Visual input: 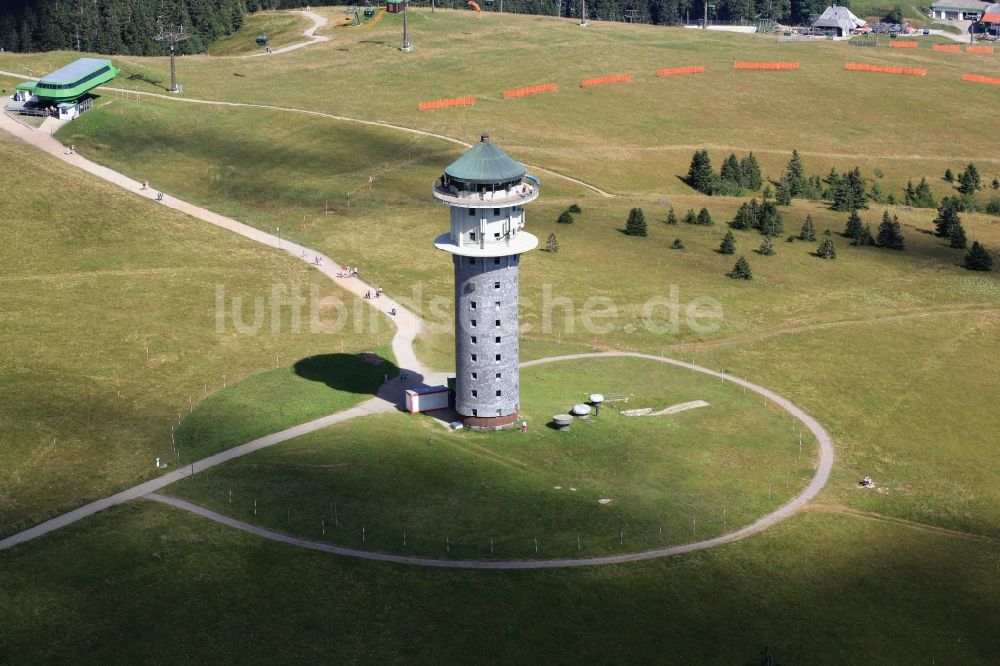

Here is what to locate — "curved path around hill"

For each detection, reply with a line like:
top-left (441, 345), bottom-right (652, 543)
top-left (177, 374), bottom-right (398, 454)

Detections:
top-left (0, 111), bottom-right (833, 567)
top-left (0, 110), bottom-right (442, 553)
top-left (239, 10), bottom-right (330, 58)
top-left (146, 350), bottom-right (834, 569)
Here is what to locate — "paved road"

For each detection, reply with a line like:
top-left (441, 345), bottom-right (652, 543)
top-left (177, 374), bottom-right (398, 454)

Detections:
top-left (147, 351), bottom-right (834, 569)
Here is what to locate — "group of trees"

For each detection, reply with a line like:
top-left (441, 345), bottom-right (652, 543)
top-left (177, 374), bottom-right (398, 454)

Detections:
top-left (730, 198), bottom-right (783, 237)
top-left (904, 178), bottom-right (936, 209)
top-left (0, 0), bottom-right (855, 54)
top-left (686, 150), bottom-right (762, 197)
top-left (0, 0), bottom-right (246, 55)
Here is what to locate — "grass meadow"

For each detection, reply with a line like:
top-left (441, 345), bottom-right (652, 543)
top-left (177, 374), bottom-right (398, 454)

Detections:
top-left (208, 11), bottom-right (313, 56)
top-left (166, 356), bottom-right (816, 558)
top-left (1, 10), bottom-right (999, 663)
top-left (0, 131), bottom-right (389, 537)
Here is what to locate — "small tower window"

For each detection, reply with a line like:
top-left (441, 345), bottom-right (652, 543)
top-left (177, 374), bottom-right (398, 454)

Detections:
top-left (469, 231), bottom-right (476, 241)
top-left (471, 353), bottom-right (477, 361)
top-left (495, 372), bottom-right (501, 379)
top-left (493, 208), bottom-right (500, 215)
top-left (495, 319), bottom-right (501, 327)
top-left (470, 301), bottom-right (477, 310)
top-left (471, 336), bottom-right (477, 344)
top-left (468, 257), bottom-right (475, 265)
top-left (494, 281), bottom-right (500, 289)
top-left (495, 301), bottom-right (501, 310)
top-left (468, 208), bottom-right (475, 216)
top-left (494, 257), bottom-right (501, 265)
top-left (494, 232), bottom-right (501, 240)
top-left (496, 390), bottom-right (502, 397)
top-left (471, 319), bottom-right (477, 327)
top-left (472, 390), bottom-right (478, 397)
top-left (495, 336), bottom-right (501, 343)
top-left (471, 372), bottom-right (478, 379)
top-left (472, 409), bottom-right (478, 417)
top-left (495, 354), bottom-right (501, 361)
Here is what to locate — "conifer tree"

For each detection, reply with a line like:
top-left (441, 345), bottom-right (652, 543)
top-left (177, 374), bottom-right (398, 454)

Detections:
top-left (731, 200), bottom-right (758, 230)
top-left (684, 209), bottom-right (698, 225)
top-left (721, 154), bottom-right (741, 184)
top-left (816, 236), bottom-right (837, 259)
top-left (904, 180), bottom-right (916, 206)
top-left (758, 237), bottom-right (776, 256)
top-left (992, 178), bottom-right (999, 191)
top-left (876, 211), bottom-right (905, 250)
top-left (832, 168), bottom-right (868, 211)
top-left (914, 177), bottom-right (936, 208)
top-left (800, 215), bottom-right (816, 241)
top-left (546, 232), bottom-right (559, 253)
top-left (719, 231), bottom-right (736, 254)
top-left (697, 207), bottom-right (713, 226)
top-left (775, 177), bottom-right (792, 206)
top-left (944, 168), bottom-right (954, 182)
top-left (934, 197), bottom-right (961, 237)
top-left (739, 152), bottom-right (763, 191)
top-left (686, 149), bottom-right (714, 194)
top-left (948, 220), bottom-right (967, 249)
top-left (844, 209), bottom-right (864, 239)
top-left (671, 238), bottom-right (685, 249)
top-left (758, 201), bottom-right (784, 237)
top-left (959, 163), bottom-right (981, 193)
top-left (568, 203), bottom-right (582, 214)
top-left (870, 181), bottom-right (884, 204)
top-left (785, 149), bottom-right (807, 197)
top-left (964, 241), bottom-right (994, 271)
top-left (625, 207), bottom-right (648, 236)
top-left (666, 207), bottom-right (678, 225)
top-left (762, 184), bottom-right (774, 200)
top-left (729, 256), bottom-right (753, 280)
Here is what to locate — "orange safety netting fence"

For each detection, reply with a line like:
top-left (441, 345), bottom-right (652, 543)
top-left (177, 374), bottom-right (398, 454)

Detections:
top-left (733, 61), bottom-right (799, 70)
top-left (967, 45), bottom-right (994, 54)
top-left (419, 96), bottom-right (476, 110)
top-left (933, 44), bottom-right (960, 52)
top-left (962, 73), bottom-right (1000, 85)
top-left (503, 83), bottom-right (558, 99)
top-left (581, 74), bottom-right (632, 87)
top-left (889, 40), bottom-right (918, 48)
top-left (656, 65), bottom-right (705, 77)
top-left (845, 63), bottom-right (927, 76)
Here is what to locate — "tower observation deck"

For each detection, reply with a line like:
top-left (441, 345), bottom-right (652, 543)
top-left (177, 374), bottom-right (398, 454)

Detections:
top-left (433, 134), bottom-right (539, 430)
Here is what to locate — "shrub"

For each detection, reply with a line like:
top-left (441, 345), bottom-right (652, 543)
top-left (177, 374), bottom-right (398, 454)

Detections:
top-left (557, 210), bottom-right (574, 224)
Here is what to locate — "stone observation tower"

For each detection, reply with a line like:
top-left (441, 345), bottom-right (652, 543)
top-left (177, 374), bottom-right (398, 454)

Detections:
top-left (433, 134), bottom-right (539, 430)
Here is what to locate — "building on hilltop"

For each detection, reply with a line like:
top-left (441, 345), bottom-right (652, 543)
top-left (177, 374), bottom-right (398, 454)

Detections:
top-left (981, 2), bottom-right (1000, 25)
top-left (7, 57), bottom-right (117, 120)
top-left (812, 5), bottom-right (866, 37)
top-left (930, 0), bottom-right (989, 20)
top-left (432, 134), bottom-right (539, 431)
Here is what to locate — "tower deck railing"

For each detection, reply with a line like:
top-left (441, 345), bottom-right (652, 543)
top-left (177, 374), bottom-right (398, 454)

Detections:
top-left (432, 183), bottom-right (538, 208)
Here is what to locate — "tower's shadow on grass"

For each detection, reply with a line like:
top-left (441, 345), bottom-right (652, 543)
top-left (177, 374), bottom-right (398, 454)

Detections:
top-left (292, 353), bottom-right (399, 397)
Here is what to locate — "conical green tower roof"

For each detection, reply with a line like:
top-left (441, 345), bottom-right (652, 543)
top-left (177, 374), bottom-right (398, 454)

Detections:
top-left (444, 134), bottom-right (526, 185)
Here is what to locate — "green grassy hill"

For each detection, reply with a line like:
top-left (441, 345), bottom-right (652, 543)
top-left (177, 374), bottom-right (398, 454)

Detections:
top-left (0, 9), bottom-right (998, 663)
